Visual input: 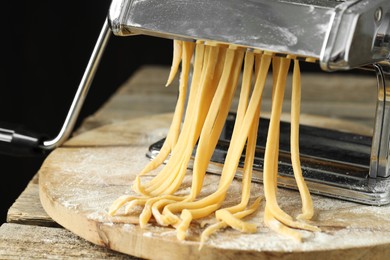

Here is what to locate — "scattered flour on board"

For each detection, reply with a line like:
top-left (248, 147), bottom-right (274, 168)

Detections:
top-left (47, 141), bottom-right (390, 253)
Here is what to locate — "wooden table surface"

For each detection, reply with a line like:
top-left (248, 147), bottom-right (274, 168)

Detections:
top-left (0, 66), bottom-right (381, 259)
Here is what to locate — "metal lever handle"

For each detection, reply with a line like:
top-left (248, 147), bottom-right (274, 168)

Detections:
top-left (41, 19), bottom-right (111, 150)
top-left (0, 18), bottom-right (111, 155)
top-left (0, 124), bottom-right (44, 156)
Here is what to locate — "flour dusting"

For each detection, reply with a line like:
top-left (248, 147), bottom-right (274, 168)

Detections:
top-left (41, 119), bottom-right (390, 255)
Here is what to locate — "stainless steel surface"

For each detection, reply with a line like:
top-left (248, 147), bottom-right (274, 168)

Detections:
top-left (106, 0), bottom-right (390, 204)
top-left (109, 0), bottom-right (336, 60)
top-left (370, 64), bottom-right (390, 178)
top-left (41, 19), bottom-right (111, 150)
top-left (322, 0), bottom-right (390, 70)
top-left (108, 0), bottom-right (390, 70)
top-left (147, 118), bottom-right (390, 206)
top-left (0, 129), bottom-right (13, 143)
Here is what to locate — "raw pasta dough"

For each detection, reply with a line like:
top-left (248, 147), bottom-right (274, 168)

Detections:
top-left (108, 40), bottom-right (319, 246)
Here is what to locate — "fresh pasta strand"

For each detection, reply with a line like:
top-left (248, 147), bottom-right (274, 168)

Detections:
top-left (144, 44), bottom-right (223, 196)
top-left (110, 41), bottom-right (199, 214)
top-left (108, 195), bottom-right (140, 216)
top-left (132, 44), bottom-right (230, 227)
top-left (199, 197), bottom-right (262, 250)
top-left (166, 46), bottom-right (247, 238)
top-left (197, 52), bottom-right (264, 244)
top-left (147, 46), bottom-right (223, 196)
top-left (188, 45), bottom-right (245, 199)
top-left (150, 46), bottom-right (243, 220)
top-left (165, 52), bottom-right (270, 240)
top-left (264, 206), bottom-right (302, 242)
top-left (263, 58), bottom-right (319, 239)
top-left (139, 195), bottom-right (184, 228)
top-left (291, 59), bottom-right (314, 220)
top-left (135, 41), bottom-right (194, 179)
top-left (165, 40), bottom-right (183, 87)
top-left (134, 42), bottom-right (210, 195)
top-left (125, 43), bottom-right (233, 227)
top-left (109, 40), bottom-right (320, 246)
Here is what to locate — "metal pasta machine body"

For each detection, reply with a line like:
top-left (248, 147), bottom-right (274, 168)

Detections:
top-left (1, 0), bottom-right (389, 205)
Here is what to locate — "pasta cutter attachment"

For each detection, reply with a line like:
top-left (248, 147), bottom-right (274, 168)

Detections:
top-left (106, 0), bottom-right (390, 205)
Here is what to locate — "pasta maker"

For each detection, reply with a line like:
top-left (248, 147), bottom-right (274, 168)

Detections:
top-left (1, 0), bottom-right (389, 205)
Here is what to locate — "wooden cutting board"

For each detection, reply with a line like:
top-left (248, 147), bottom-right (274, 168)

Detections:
top-left (39, 113), bottom-right (390, 260)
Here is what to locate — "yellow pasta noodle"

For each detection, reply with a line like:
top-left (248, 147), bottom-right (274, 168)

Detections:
top-left (291, 59), bottom-right (314, 221)
top-left (108, 40), bottom-right (320, 246)
top-left (165, 40), bottom-right (183, 87)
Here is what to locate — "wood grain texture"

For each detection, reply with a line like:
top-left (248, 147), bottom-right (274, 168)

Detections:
top-left (0, 223), bottom-right (135, 259)
top-left (39, 113), bottom-right (390, 260)
top-left (74, 66), bottom-right (180, 135)
top-left (5, 66), bottom-right (383, 259)
top-left (6, 174), bottom-right (59, 227)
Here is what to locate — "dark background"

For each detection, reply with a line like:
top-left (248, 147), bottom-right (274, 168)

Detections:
top-left (1, 1), bottom-right (363, 225)
top-left (0, 1), bottom-right (174, 224)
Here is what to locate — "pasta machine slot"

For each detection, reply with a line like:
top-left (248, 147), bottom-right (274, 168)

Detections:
top-left (147, 110), bottom-right (390, 206)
